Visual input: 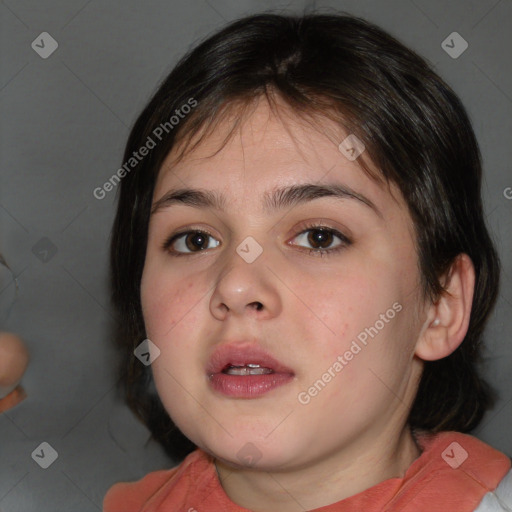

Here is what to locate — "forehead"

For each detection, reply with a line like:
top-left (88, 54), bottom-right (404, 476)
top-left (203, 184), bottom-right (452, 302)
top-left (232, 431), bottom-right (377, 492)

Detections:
top-left (154, 98), bottom-right (406, 219)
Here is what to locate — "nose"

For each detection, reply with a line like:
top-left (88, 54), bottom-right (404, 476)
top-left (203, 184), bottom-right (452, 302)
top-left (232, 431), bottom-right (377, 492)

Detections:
top-left (209, 248), bottom-right (281, 321)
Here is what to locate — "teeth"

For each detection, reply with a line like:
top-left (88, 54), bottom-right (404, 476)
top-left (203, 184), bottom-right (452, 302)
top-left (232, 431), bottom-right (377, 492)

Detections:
top-left (224, 364), bottom-right (274, 376)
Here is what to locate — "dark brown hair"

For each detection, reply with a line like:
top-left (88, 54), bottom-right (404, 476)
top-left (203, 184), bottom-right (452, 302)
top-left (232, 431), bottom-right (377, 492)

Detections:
top-left (109, 11), bottom-right (500, 460)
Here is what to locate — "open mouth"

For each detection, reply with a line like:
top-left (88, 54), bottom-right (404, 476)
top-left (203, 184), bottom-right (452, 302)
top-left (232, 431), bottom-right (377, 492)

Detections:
top-left (222, 363), bottom-right (274, 376)
top-left (206, 344), bottom-right (295, 398)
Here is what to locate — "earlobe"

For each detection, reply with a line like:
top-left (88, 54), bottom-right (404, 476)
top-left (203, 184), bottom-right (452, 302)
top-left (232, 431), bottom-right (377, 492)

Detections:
top-left (415, 254), bottom-right (475, 361)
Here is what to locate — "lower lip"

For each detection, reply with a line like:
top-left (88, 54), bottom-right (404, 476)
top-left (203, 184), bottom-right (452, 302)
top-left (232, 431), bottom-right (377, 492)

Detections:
top-left (208, 372), bottom-right (294, 398)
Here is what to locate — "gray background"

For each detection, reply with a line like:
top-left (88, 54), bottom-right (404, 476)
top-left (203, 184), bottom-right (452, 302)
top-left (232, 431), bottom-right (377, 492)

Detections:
top-left (0, 0), bottom-right (511, 511)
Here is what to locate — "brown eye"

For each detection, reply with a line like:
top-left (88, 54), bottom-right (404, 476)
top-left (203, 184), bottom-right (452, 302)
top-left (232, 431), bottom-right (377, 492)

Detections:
top-left (290, 225), bottom-right (351, 257)
top-left (306, 229), bottom-right (335, 249)
top-left (163, 230), bottom-right (220, 255)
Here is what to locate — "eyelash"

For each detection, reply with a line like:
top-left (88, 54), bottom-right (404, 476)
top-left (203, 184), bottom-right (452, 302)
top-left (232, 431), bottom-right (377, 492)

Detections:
top-left (162, 222), bottom-right (352, 258)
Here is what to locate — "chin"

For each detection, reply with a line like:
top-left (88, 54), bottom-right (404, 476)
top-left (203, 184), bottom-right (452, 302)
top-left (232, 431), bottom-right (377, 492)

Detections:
top-left (194, 431), bottom-right (305, 471)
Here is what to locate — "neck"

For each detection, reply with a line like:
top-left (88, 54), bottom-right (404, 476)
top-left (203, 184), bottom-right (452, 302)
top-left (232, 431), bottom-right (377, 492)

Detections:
top-left (214, 426), bottom-right (421, 512)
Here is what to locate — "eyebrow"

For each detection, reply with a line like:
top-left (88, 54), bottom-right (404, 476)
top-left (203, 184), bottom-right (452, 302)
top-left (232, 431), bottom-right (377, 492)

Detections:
top-left (150, 183), bottom-right (382, 218)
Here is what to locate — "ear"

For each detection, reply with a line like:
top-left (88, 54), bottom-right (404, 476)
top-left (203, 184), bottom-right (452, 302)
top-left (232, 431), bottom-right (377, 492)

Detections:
top-left (415, 253), bottom-right (475, 361)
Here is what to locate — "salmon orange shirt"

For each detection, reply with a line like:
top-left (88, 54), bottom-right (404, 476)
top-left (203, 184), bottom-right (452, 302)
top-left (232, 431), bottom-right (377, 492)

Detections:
top-left (103, 431), bottom-right (511, 511)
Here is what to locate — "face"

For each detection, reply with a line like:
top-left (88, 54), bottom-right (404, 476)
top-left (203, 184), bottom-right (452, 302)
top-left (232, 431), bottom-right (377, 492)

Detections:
top-left (140, 98), bottom-right (427, 472)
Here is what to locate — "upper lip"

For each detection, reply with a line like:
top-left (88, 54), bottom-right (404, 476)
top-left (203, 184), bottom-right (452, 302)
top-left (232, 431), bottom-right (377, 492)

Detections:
top-left (206, 343), bottom-right (295, 376)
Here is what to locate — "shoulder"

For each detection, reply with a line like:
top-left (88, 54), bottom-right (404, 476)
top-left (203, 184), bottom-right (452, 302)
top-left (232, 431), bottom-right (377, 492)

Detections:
top-left (103, 449), bottom-right (209, 512)
top-left (387, 431), bottom-right (511, 511)
top-left (416, 430), bottom-right (510, 483)
top-left (415, 431), bottom-right (511, 489)
top-left (473, 469), bottom-right (512, 512)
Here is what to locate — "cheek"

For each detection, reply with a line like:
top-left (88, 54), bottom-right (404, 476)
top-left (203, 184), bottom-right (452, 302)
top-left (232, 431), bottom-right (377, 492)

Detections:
top-left (309, 271), bottom-right (411, 379)
top-left (140, 268), bottom-right (205, 405)
top-left (140, 264), bottom-right (203, 341)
